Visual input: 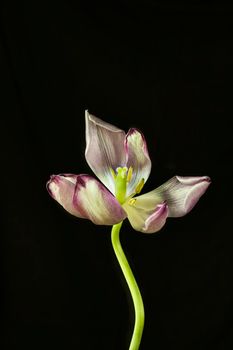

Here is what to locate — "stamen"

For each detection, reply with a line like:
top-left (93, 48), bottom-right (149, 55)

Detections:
top-left (129, 198), bottom-right (136, 205)
top-left (110, 168), bottom-right (116, 179)
top-left (127, 166), bottom-right (133, 182)
top-left (135, 178), bottom-right (145, 194)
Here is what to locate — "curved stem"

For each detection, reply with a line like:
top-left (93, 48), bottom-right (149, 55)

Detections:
top-left (111, 222), bottom-right (145, 350)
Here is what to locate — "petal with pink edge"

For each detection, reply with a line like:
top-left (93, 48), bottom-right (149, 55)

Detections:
top-left (123, 201), bottom-right (168, 234)
top-left (133, 176), bottom-right (211, 217)
top-left (47, 174), bottom-right (126, 225)
top-left (125, 128), bottom-right (151, 196)
top-left (85, 110), bottom-right (126, 194)
top-left (47, 174), bottom-right (86, 218)
top-left (72, 175), bottom-right (127, 225)
top-left (143, 203), bottom-right (168, 233)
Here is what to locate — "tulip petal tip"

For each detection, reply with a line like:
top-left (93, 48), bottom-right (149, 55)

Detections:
top-left (170, 175), bottom-right (211, 216)
top-left (143, 202), bottom-right (168, 234)
top-left (46, 175), bottom-right (59, 199)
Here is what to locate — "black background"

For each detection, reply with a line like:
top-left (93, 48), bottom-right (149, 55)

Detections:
top-left (1, 1), bottom-right (233, 349)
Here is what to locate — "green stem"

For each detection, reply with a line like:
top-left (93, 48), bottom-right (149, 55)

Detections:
top-left (111, 222), bottom-right (145, 350)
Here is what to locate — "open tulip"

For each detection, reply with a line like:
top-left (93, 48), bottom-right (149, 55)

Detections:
top-left (47, 111), bottom-right (210, 233)
top-left (47, 111), bottom-right (210, 350)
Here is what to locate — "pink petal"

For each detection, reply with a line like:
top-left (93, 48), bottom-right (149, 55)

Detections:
top-left (47, 174), bottom-right (127, 225)
top-left (125, 128), bottom-right (152, 196)
top-left (85, 111), bottom-right (126, 194)
top-left (134, 175), bottom-right (211, 218)
top-left (143, 203), bottom-right (168, 233)
top-left (47, 174), bottom-right (85, 217)
top-left (166, 176), bottom-right (211, 217)
top-left (122, 200), bottom-right (168, 234)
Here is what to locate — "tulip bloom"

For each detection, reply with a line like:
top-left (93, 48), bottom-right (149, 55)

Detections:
top-left (47, 111), bottom-right (210, 233)
top-left (47, 111), bottom-right (210, 350)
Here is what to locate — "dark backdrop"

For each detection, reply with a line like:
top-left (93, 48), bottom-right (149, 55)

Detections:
top-left (1, 1), bottom-right (232, 349)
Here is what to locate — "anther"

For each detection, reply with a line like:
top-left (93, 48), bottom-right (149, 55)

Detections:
top-left (127, 166), bottom-right (133, 182)
top-left (110, 168), bottom-right (116, 179)
top-left (129, 198), bottom-right (136, 205)
top-left (135, 178), bottom-right (145, 194)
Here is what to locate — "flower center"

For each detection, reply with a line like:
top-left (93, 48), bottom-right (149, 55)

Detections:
top-left (110, 166), bottom-right (144, 204)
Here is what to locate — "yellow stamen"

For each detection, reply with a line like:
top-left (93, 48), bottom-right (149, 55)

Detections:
top-left (128, 198), bottom-right (136, 205)
top-left (127, 166), bottom-right (133, 182)
top-left (110, 167), bottom-right (116, 179)
top-left (135, 178), bottom-right (145, 194)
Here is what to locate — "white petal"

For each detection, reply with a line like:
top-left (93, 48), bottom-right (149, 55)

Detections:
top-left (73, 175), bottom-right (127, 225)
top-left (85, 110), bottom-right (126, 193)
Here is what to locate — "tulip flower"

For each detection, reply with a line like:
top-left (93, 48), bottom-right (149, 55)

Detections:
top-left (47, 111), bottom-right (210, 233)
top-left (47, 111), bottom-right (210, 350)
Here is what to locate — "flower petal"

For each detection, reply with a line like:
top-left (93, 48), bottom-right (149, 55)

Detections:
top-left (123, 201), bottom-right (168, 233)
top-left (47, 174), bottom-right (85, 217)
top-left (125, 128), bottom-right (152, 196)
top-left (85, 110), bottom-right (126, 194)
top-left (133, 175), bottom-right (211, 217)
top-left (73, 175), bottom-right (127, 225)
top-left (47, 174), bottom-right (127, 225)
top-left (143, 203), bottom-right (168, 233)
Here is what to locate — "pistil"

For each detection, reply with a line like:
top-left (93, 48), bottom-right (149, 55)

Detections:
top-left (115, 167), bottom-right (128, 204)
top-left (111, 166), bottom-right (145, 205)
